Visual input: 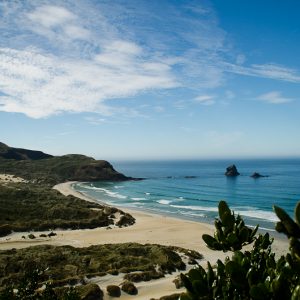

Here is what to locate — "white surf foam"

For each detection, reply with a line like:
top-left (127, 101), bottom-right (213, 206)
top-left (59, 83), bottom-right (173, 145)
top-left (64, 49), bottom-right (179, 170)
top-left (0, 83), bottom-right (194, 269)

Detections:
top-left (170, 205), bottom-right (218, 212)
top-left (131, 197), bottom-right (146, 201)
top-left (180, 211), bottom-right (205, 218)
top-left (157, 199), bottom-right (172, 205)
top-left (235, 209), bottom-right (279, 222)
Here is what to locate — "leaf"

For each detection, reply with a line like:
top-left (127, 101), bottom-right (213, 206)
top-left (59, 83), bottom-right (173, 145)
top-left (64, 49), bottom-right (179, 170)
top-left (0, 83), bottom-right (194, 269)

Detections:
top-left (274, 205), bottom-right (300, 237)
top-left (202, 234), bottom-right (220, 250)
top-left (295, 203), bottom-right (300, 226)
top-left (218, 201), bottom-right (231, 222)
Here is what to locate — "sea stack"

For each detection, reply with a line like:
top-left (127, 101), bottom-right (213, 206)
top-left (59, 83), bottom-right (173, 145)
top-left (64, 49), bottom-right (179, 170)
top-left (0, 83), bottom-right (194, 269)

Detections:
top-left (250, 172), bottom-right (266, 178)
top-left (225, 164), bottom-right (240, 177)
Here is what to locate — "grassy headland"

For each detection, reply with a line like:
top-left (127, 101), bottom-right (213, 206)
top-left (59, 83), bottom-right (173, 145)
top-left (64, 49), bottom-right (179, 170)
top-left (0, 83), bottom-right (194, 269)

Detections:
top-left (0, 142), bottom-right (138, 237)
top-left (0, 142), bottom-right (133, 184)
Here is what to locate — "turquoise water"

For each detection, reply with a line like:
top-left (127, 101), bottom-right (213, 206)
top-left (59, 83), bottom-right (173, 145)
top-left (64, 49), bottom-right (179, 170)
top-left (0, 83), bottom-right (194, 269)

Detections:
top-left (74, 159), bottom-right (300, 231)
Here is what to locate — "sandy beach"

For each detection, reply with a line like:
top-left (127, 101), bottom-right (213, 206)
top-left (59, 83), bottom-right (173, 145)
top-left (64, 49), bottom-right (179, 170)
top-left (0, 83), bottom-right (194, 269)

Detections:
top-left (0, 181), bottom-right (289, 299)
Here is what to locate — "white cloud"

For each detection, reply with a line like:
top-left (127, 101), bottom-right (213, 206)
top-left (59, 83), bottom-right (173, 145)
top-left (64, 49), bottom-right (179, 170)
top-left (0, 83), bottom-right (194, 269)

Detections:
top-left (194, 95), bottom-right (215, 105)
top-left (27, 5), bottom-right (76, 28)
top-left (0, 46), bottom-right (176, 118)
top-left (0, 2), bottom-right (179, 119)
top-left (224, 62), bottom-right (300, 83)
top-left (257, 91), bottom-right (293, 104)
top-left (0, 1), bottom-right (299, 119)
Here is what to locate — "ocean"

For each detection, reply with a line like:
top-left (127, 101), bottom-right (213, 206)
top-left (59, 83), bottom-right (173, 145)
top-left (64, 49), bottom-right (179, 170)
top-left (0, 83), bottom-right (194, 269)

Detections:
top-left (73, 159), bottom-right (300, 232)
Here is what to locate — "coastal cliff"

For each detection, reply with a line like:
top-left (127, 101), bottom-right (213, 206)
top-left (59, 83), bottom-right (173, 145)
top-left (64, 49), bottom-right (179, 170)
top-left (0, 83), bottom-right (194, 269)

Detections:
top-left (0, 142), bottom-right (131, 184)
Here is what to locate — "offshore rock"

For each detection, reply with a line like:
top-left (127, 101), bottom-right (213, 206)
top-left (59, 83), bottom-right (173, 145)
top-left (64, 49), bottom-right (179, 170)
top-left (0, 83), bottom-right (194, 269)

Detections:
top-left (225, 164), bottom-right (240, 176)
top-left (251, 172), bottom-right (267, 178)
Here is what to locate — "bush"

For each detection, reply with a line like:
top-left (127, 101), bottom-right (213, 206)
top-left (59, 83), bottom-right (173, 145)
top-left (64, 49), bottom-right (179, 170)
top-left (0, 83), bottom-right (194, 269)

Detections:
top-left (180, 200), bottom-right (300, 299)
top-left (77, 284), bottom-right (103, 300)
top-left (0, 224), bottom-right (12, 237)
top-left (106, 285), bottom-right (121, 297)
top-left (121, 281), bottom-right (138, 295)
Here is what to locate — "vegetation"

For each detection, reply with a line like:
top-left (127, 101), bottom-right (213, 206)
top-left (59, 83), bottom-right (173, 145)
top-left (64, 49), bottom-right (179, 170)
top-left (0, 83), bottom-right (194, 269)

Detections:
top-left (0, 154), bottom-right (129, 184)
top-left (180, 200), bottom-right (300, 300)
top-left (0, 182), bottom-right (135, 236)
top-left (0, 142), bottom-right (52, 161)
top-left (0, 268), bottom-right (102, 300)
top-left (0, 243), bottom-right (202, 297)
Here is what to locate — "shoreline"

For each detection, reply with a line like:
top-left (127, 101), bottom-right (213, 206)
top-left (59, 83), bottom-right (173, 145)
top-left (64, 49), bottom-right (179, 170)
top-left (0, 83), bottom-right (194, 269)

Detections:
top-left (0, 181), bottom-right (290, 299)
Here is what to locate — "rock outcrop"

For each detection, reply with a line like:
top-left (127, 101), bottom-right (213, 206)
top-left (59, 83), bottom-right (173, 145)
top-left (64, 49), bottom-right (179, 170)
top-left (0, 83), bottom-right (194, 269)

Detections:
top-left (225, 165), bottom-right (240, 177)
top-left (250, 172), bottom-right (267, 178)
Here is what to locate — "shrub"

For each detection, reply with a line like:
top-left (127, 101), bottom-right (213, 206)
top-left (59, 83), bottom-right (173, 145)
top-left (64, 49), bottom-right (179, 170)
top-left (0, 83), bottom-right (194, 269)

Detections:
top-left (180, 200), bottom-right (300, 300)
top-left (106, 285), bottom-right (121, 297)
top-left (121, 280), bottom-right (138, 295)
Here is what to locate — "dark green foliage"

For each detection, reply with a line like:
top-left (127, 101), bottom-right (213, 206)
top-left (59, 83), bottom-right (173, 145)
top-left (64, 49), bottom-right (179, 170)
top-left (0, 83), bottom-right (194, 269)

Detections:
top-left (0, 268), bottom-right (81, 299)
top-left (76, 284), bottom-right (103, 300)
top-left (202, 201), bottom-right (258, 251)
top-left (0, 243), bottom-right (201, 289)
top-left (121, 281), bottom-right (138, 295)
top-left (106, 285), bottom-right (121, 297)
top-left (0, 183), bottom-right (135, 235)
top-left (181, 200), bottom-right (300, 300)
top-left (0, 153), bottom-right (128, 184)
top-left (124, 270), bottom-right (164, 282)
top-left (0, 142), bottom-right (52, 161)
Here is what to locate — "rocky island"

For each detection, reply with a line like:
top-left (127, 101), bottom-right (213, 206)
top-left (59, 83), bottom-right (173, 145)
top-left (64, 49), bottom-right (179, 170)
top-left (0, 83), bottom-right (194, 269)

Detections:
top-left (225, 164), bottom-right (240, 177)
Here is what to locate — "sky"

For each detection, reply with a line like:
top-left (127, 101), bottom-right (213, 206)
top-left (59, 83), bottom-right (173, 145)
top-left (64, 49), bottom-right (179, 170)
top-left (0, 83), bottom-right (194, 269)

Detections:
top-left (0, 0), bottom-right (300, 160)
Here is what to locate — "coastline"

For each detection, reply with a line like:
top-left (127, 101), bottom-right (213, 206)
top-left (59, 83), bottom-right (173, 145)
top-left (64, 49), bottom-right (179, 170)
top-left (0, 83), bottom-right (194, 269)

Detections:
top-left (0, 181), bottom-right (290, 299)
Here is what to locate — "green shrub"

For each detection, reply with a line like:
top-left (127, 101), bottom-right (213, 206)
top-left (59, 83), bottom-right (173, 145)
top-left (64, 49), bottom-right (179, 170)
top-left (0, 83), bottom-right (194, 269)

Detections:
top-left (106, 285), bottom-right (121, 297)
top-left (121, 280), bottom-right (138, 295)
top-left (181, 200), bottom-right (300, 300)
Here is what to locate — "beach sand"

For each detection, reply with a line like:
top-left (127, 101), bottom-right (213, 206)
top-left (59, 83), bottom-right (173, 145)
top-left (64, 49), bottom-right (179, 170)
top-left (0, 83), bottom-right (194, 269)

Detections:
top-left (0, 181), bottom-right (289, 299)
top-left (0, 174), bottom-right (27, 184)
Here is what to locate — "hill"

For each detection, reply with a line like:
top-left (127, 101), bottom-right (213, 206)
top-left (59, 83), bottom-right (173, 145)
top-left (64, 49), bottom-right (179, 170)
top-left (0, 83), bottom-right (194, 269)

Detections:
top-left (0, 142), bottom-right (132, 184)
top-left (0, 142), bottom-right (53, 160)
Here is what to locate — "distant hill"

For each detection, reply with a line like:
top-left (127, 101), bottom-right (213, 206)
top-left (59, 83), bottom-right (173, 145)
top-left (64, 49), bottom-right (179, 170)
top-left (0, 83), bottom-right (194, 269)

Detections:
top-left (0, 142), bottom-right (53, 160)
top-left (0, 142), bottom-right (132, 184)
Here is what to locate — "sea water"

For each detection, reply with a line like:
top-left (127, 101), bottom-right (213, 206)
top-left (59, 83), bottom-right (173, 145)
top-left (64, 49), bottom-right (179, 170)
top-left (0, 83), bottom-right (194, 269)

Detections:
top-left (73, 159), bottom-right (300, 231)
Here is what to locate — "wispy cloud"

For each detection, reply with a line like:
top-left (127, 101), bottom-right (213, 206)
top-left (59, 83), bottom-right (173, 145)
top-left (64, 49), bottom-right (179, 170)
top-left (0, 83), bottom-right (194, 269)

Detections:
top-left (224, 62), bottom-right (300, 83)
top-left (194, 95), bottom-right (215, 105)
top-left (0, 0), bottom-right (299, 119)
top-left (257, 91), bottom-right (293, 104)
top-left (0, 3), bottom-right (178, 118)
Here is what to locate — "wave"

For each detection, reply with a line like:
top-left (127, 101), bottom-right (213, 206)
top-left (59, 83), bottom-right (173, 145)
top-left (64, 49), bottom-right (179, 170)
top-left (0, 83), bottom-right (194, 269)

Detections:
top-left (170, 204), bottom-right (278, 222)
top-left (180, 211), bottom-right (205, 218)
top-left (145, 192), bottom-right (151, 195)
top-left (114, 185), bottom-right (124, 189)
top-left (78, 184), bottom-right (127, 199)
top-left (157, 199), bottom-right (172, 205)
top-left (170, 205), bottom-right (218, 212)
top-left (234, 209), bottom-right (278, 222)
top-left (131, 197), bottom-right (146, 201)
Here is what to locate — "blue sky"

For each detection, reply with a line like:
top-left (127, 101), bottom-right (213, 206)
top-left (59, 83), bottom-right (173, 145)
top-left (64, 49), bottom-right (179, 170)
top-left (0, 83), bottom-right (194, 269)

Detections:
top-left (0, 0), bottom-right (300, 160)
